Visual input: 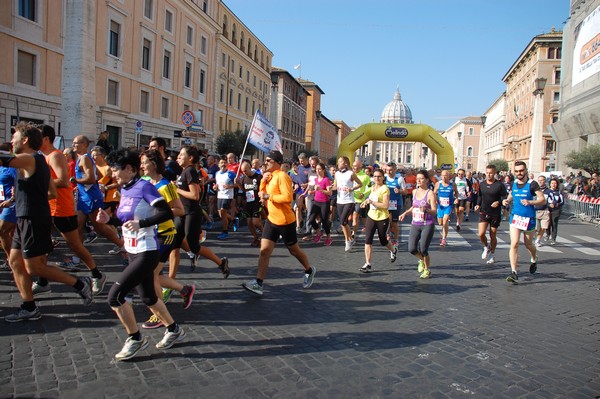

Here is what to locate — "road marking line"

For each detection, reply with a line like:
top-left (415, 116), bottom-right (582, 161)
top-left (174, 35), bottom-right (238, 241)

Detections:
top-left (557, 236), bottom-right (600, 256)
top-left (572, 235), bottom-right (598, 244)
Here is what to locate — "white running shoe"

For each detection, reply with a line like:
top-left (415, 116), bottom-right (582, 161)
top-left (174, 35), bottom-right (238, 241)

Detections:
top-left (486, 255), bottom-right (495, 264)
top-left (481, 245), bottom-right (491, 260)
top-left (344, 241), bottom-right (352, 252)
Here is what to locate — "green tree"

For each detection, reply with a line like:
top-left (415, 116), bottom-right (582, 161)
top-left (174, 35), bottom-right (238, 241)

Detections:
top-left (565, 144), bottom-right (600, 175)
top-left (215, 129), bottom-right (256, 158)
top-left (488, 159), bottom-right (509, 172)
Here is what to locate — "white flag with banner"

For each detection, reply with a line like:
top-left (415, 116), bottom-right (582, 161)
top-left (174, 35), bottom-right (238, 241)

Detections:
top-left (247, 110), bottom-right (282, 153)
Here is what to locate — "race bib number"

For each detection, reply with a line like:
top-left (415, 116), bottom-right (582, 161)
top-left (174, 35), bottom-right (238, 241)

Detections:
top-left (511, 215), bottom-right (530, 231)
top-left (412, 208), bottom-right (425, 223)
top-left (122, 228), bottom-right (138, 248)
top-left (439, 197), bottom-right (450, 207)
top-left (389, 200), bottom-right (398, 211)
top-left (246, 190), bottom-right (256, 202)
top-left (0, 184), bottom-right (4, 201)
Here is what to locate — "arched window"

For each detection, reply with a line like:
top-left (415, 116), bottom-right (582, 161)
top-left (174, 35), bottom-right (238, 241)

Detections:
top-left (247, 39), bottom-right (251, 57)
top-left (467, 146), bottom-right (473, 156)
top-left (222, 15), bottom-right (228, 38)
top-left (232, 24), bottom-right (237, 45)
top-left (254, 45), bottom-right (257, 62)
top-left (240, 32), bottom-right (245, 51)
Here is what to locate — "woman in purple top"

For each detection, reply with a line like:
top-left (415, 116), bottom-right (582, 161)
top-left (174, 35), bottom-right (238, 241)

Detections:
top-left (97, 149), bottom-right (185, 361)
top-left (400, 170), bottom-right (437, 279)
top-left (306, 163), bottom-right (333, 246)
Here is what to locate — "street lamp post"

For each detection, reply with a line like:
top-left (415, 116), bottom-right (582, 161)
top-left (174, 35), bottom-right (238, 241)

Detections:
top-left (528, 77), bottom-right (547, 175)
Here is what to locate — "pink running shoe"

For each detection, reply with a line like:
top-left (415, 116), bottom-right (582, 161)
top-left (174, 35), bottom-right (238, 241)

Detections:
top-left (440, 238), bottom-right (447, 246)
top-left (313, 232), bottom-right (323, 244)
top-left (324, 237), bottom-right (333, 246)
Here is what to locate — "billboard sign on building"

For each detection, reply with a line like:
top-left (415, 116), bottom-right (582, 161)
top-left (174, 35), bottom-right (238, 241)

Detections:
top-left (572, 5), bottom-right (600, 86)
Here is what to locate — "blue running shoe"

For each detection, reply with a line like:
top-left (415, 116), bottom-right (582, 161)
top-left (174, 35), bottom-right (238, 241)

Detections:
top-left (233, 217), bottom-right (239, 232)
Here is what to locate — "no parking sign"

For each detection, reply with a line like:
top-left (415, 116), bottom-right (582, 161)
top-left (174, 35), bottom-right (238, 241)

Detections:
top-left (181, 111), bottom-right (194, 126)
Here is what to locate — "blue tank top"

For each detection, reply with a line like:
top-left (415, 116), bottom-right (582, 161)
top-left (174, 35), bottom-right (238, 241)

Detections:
top-left (0, 166), bottom-right (16, 203)
top-left (511, 180), bottom-right (535, 219)
top-left (76, 153), bottom-right (104, 202)
top-left (385, 175), bottom-right (403, 209)
top-left (437, 181), bottom-right (454, 208)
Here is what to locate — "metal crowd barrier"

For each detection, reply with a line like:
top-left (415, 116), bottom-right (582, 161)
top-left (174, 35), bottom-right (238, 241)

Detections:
top-left (565, 193), bottom-right (600, 227)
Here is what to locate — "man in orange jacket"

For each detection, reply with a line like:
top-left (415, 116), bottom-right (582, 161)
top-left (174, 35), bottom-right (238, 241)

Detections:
top-left (241, 150), bottom-right (316, 296)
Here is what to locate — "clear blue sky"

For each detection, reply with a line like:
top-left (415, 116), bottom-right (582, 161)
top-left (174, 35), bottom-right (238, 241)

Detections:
top-left (225, 0), bottom-right (569, 131)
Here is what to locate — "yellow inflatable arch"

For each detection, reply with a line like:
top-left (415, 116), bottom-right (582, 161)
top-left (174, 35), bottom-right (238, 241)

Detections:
top-left (337, 123), bottom-right (455, 172)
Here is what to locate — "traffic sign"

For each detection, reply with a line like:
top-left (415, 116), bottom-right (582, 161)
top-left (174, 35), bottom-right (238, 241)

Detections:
top-left (135, 120), bottom-right (143, 134)
top-left (182, 111), bottom-right (194, 126)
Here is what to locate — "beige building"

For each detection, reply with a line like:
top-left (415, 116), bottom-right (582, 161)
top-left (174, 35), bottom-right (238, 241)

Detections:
top-left (270, 67), bottom-right (308, 160)
top-left (215, 2), bottom-right (272, 141)
top-left (502, 30), bottom-right (562, 174)
top-left (89, 0), bottom-right (221, 150)
top-left (441, 117), bottom-right (485, 172)
top-left (333, 120), bottom-right (352, 160)
top-left (0, 0), bottom-right (64, 138)
top-left (317, 113), bottom-right (338, 162)
top-left (479, 93), bottom-right (506, 170)
top-left (1, 0), bottom-right (271, 153)
top-left (548, 0), bottom-right (600, 174)
top-left (298, 78), bottom-right (324, 154)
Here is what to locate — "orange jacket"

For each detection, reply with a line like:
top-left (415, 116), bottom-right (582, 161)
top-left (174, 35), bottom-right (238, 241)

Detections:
top-left (260, 169), bottom-right (295, 226)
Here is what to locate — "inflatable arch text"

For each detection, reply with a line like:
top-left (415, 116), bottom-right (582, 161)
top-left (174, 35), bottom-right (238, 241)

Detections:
top-left (336, 123), bottom-right (455, 172)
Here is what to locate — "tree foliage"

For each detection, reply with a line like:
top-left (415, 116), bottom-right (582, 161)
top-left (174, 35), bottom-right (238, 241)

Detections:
top-left (215, 130), bottom-right (256, 158)
top-left (488, 159), bottom-right (509, 172)
top-left (564, 144), bottom-right (600, 175)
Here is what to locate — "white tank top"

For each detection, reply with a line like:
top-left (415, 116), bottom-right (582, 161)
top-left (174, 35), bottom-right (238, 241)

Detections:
top-left (336, 170), bottom-right (355, 204)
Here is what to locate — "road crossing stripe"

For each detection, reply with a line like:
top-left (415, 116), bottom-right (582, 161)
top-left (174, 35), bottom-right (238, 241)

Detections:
top-left (571, 235), bottom-right (598, 244)
top-left (535, 245), bottom-right (561, 253)
top-left (494, 236), bottom-right (509, 249)
top-left (434, 225), bottom-right (473, 247)
top-left (556, 236), bottom-right (600, 256)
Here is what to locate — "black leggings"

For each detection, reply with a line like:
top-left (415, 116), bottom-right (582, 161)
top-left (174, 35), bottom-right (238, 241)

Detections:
top-left (175, 210), bottom-right (202, 254)
top-left (365, 217), bottom-right (390, 246)
top-left (547, 210), bottom-right (561, 241)
top-left (408, 224), bottom-right (435, 257)
top-left (308, 200), bottom-right (331, 235)
top-left (337, 203), bottom-right (354, 226)
top-left (108, 250), bottom-right (160, 307)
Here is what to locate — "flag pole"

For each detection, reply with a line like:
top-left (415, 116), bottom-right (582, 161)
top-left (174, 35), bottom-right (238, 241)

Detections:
top-left (236, 111), bottom-right (257, 179)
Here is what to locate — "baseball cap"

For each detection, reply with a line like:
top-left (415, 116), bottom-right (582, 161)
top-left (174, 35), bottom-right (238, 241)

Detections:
top-left (267, 150), bottom-right (284, 164)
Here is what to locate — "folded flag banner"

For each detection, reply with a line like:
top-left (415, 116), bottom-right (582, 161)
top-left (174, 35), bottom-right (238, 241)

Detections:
top-left (247, 110), bottom-right (282, 153)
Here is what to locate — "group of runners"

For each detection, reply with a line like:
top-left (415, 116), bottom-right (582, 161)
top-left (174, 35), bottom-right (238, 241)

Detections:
top-left (1, 124), bottom-right (564, 360)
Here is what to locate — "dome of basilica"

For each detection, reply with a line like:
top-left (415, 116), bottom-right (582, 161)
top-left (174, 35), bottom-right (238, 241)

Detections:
top-left (380, 88), bottom-right (413, 124)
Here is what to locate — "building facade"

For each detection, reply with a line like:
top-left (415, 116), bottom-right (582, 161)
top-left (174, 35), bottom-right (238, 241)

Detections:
top-left (502, 30), bottom-right (562, 174)
top-left (479, 93), bottom-right (506, 171)
top-left (298, 78), bottom-right (325, 154)
top-left (1, 0), bottom-right (272, 153)
top-left (0, 0), bottom-right (64, 139)
top-left (441, 117), bottom-right (484, 172)
top-left (317, 113), bottom-right (338, 162)
top-left (269, 67), bottom-right (308, 160)
top-left (548, 0), bottom-right (600, 174)
top-left (216, 2), bottom-right (272, 141)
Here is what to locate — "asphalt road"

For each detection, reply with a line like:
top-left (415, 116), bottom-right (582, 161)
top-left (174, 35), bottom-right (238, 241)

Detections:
top-left (1, 216), bottom-right (599, 398)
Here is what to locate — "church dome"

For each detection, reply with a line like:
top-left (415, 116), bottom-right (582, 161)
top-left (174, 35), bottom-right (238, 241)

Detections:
top-left (380, 88), bottom-right (413, 124)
